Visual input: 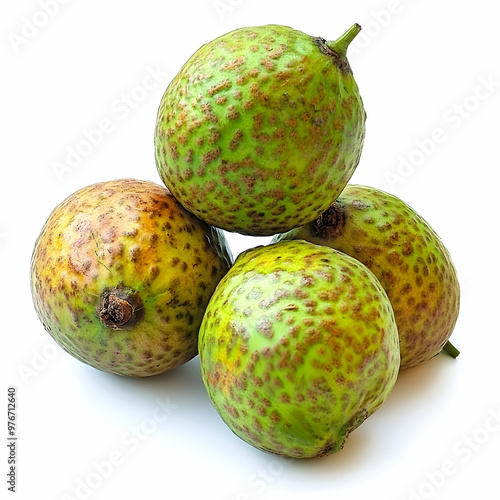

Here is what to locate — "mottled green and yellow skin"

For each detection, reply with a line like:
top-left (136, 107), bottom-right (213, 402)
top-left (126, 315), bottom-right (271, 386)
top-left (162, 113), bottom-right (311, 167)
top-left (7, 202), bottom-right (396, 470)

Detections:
top-left (199, 240), bottom-right (399, 458)
top-left (155, 24), bottom-right (365, 235)
top-left (275, 185), bottom-right (460, 369)
top-left (30, 179), bottom-right (233, 377)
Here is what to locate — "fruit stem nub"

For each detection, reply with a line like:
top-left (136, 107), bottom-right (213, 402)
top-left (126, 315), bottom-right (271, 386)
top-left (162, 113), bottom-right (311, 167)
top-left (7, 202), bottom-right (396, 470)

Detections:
top-left (443, 341), bottom-right (460, 358)
top-left (97, 287), bottom-right (144, 330)
top-left (326, 23), bottom-right (362, 59)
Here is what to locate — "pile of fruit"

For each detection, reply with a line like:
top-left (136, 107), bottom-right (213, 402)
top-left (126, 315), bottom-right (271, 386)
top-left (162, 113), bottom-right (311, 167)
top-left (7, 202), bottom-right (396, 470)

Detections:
top-left (30, 23), bottom-right (460, 459)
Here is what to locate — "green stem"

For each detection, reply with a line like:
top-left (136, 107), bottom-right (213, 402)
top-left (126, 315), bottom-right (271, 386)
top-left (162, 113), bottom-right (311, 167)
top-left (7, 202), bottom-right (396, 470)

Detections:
top-left (326, 23), bottom-right (362, 59)
top-left (443, 341), bottom-right (460, 359)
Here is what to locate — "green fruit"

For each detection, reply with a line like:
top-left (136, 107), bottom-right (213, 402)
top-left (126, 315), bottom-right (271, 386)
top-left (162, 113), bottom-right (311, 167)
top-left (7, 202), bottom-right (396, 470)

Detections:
top-left (155, 24), bottom-right (366, 236)
top-left (199, 240), bottom-right (400, 458)
top-left (274, 185), bottom-right (460, 370)
top-left (30, 178), bottom-right (233, 377)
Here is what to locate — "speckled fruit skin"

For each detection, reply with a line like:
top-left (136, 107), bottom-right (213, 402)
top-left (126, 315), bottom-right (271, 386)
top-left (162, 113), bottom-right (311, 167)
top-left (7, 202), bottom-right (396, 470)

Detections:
top-left (155, 24), bottom-right (366, 236)
top-left (274, 185), bottom-right (460, 370)
top-left (198, 240), bottom-right (400, 458)
top-left (30, 178), bottom-right (233, 377)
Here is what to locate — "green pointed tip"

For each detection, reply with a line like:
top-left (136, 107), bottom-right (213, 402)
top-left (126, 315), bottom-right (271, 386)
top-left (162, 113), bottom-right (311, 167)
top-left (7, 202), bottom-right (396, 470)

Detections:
top-left (327, 23), bottom-right (362, 59)
top-left (443, 341), bottom-right (460, 359)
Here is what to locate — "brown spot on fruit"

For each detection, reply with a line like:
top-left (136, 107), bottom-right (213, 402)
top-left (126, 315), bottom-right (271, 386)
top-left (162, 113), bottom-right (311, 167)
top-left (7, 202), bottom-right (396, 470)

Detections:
top-left (220, 56), bottom-right (246, 71)
top-left (202, 148), bottom-right (221, 166)
top-left (129, 245), bottom-right (141, 262)
top-left (201, 103), bottom-right (218, 123)
top-left (402, 241), bottom-right (414, 255)
top-left (229, 129), bottom-right (243, 151)
top-left (226, 105), bottom-right (240, 120)
top-left (256, 318), bottom-right (273, 338)
top-left (207, 79), bottom-right (231, 96)
top-left (214, 95), bottom-right (227, 105)
top-left (261, 58), bottom-right (275, 70)
top-left (169, 143), bottom-right (179, 160)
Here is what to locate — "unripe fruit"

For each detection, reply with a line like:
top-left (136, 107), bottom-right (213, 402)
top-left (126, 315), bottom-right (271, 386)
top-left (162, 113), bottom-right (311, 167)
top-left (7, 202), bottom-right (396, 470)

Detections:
top-left (199, 240), bottom-right (400, 458)
top-left (155, 24), bottom-right (366, 236)
top-left (275, 185), bottom-right (460, 369)
top-left (30, 178), bottom-right (233, 377)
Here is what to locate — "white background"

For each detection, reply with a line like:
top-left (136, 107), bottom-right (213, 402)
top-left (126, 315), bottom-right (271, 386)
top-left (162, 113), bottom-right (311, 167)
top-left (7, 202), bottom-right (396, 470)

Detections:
top-left (2, 1), bottom-right (499, 499)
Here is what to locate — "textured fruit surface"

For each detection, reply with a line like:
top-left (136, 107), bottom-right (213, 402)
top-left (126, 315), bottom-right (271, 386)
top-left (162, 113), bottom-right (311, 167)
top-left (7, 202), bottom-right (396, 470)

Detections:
top-left (155, 24), bottom-right (366, 235)
top-left (274, 185), bottom-right (460, 369)
top-left (30, 178), bottom-right (233, 377)
top-left (199, 240), bottom-right (399, 458)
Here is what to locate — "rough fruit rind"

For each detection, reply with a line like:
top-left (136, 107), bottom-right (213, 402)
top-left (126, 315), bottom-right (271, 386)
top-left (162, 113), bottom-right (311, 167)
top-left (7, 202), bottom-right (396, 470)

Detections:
top-left (199, 240), bottom-right (400, 458)
top-left (155, 24), bottom-right (366, 235)
top-left (30, 178), bottom-right (233, 377)
top-left (274, 185), bottom-right (460, 369)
